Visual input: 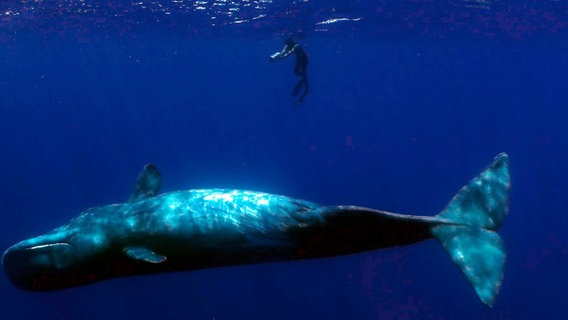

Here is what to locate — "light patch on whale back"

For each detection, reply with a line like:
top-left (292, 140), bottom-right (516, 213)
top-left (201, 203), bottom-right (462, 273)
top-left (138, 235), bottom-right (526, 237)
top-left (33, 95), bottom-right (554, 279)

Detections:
top-left (199, 190), bottom-right (273, 207)
top-left (126, 217), bottom-right (137, 229)
top-left (168, 198), bottom-right (182, 210)
top-left (90, 232), bottom-right (107, 247)
top-left (203, 192), bottom-right (234, 202)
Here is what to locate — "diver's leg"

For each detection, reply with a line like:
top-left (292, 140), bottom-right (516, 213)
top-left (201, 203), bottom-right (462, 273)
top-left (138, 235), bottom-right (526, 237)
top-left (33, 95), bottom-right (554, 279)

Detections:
top-left (295, 75), bottom-right (309, 105)
top-left (292, 63), bottom-right (304, 96)
top-left (292, 78), bottom-right (303, 96)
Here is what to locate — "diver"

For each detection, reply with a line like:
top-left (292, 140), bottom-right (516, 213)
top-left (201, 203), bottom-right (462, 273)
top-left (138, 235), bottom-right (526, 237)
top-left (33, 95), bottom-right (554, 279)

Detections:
top-left (269, 38), bottom-right (309, 106)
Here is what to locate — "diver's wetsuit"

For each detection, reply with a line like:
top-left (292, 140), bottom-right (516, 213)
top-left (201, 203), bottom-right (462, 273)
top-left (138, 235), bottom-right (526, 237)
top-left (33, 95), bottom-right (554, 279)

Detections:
top-left (270, 39), bottom-right (309, 105)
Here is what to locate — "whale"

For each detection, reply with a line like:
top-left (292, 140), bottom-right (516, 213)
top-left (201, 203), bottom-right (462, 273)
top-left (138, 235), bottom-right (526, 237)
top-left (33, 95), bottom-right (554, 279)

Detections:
top-left (2, 153), bottom-right (510, 307)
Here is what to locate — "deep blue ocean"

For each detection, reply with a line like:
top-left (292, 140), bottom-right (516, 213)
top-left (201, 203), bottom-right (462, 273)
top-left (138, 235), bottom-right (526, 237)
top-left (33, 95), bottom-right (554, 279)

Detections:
top-left (1, 0), bottom-right (567, 319)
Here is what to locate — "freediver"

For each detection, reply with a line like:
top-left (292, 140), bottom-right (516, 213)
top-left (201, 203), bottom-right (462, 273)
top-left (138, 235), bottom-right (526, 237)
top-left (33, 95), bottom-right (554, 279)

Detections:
top-left (269, 38), bottom-right (309, 106)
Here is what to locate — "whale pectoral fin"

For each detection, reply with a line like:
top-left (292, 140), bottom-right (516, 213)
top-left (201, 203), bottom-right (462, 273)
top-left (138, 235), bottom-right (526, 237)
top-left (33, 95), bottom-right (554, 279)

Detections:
top-left (129, 164), bottom-right (162, 202)
top-left (123, 246), bottom-right (167, 263)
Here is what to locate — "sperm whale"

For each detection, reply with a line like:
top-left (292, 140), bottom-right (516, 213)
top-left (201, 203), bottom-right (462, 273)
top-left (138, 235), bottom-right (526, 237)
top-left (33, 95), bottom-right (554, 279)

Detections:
top-left (2, 153), bottom-right (510, 306)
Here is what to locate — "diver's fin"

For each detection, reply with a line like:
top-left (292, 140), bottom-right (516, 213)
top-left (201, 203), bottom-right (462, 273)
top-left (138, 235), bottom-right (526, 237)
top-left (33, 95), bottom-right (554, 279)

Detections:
top-left (431, 153), bottom-right (510, 307)
top-left (295, 90), bottom-right (309, 106)
top-left (123, 246), bottom-right (167, 264)
top-left (129, 164), bottom-right (162, 202)
top-left (292, 81), bottom-right (303, 97)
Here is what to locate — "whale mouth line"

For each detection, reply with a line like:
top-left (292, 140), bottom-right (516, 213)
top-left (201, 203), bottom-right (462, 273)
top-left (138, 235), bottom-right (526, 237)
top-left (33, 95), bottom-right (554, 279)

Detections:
top-left (3, 242), bottom-right (77, 273)
top-left (28, 243), bottom-right (71, 250)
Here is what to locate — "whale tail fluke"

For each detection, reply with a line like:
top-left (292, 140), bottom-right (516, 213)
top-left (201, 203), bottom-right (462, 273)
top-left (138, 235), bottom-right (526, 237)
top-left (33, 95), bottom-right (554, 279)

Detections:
top-left (431, 153), bottom-right (510, 307)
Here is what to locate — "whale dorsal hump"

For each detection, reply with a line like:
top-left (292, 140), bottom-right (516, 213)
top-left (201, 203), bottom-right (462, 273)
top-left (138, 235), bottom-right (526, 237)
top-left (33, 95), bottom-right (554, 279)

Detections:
top-left (129, 163), bottom-right (162, 202)
top-left (123, 246), bottom-right (167, 263)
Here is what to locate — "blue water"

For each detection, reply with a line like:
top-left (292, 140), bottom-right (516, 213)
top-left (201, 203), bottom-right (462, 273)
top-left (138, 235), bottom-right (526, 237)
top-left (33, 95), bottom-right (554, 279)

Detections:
top-left (1, 0), bottom-right (567, 319)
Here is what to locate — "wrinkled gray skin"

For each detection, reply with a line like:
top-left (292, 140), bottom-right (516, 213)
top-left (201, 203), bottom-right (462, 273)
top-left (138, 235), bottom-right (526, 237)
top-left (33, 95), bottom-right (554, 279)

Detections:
top-left (3, 155), bottom-right (510, 307)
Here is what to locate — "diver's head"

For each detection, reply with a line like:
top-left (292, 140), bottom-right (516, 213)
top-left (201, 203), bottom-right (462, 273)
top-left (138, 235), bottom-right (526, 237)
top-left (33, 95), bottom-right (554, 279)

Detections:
top-left (284, 38), bottom-right (296, 48)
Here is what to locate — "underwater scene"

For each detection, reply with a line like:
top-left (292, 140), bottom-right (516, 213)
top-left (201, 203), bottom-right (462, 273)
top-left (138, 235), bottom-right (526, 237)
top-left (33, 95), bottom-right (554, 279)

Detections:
top-left (1, 0), bottom-right (567, 319)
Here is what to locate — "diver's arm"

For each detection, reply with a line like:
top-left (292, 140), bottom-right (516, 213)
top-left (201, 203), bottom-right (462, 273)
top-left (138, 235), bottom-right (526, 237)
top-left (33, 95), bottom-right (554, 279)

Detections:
top-left (269, 44), bottom-right (297, 62)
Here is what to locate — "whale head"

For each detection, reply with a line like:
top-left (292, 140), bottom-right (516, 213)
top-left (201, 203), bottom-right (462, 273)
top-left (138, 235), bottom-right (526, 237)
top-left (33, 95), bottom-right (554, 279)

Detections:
top-left (2, 231), bottom-right (84, 291)
top-left (2, 164), bottom-right (174, 291)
